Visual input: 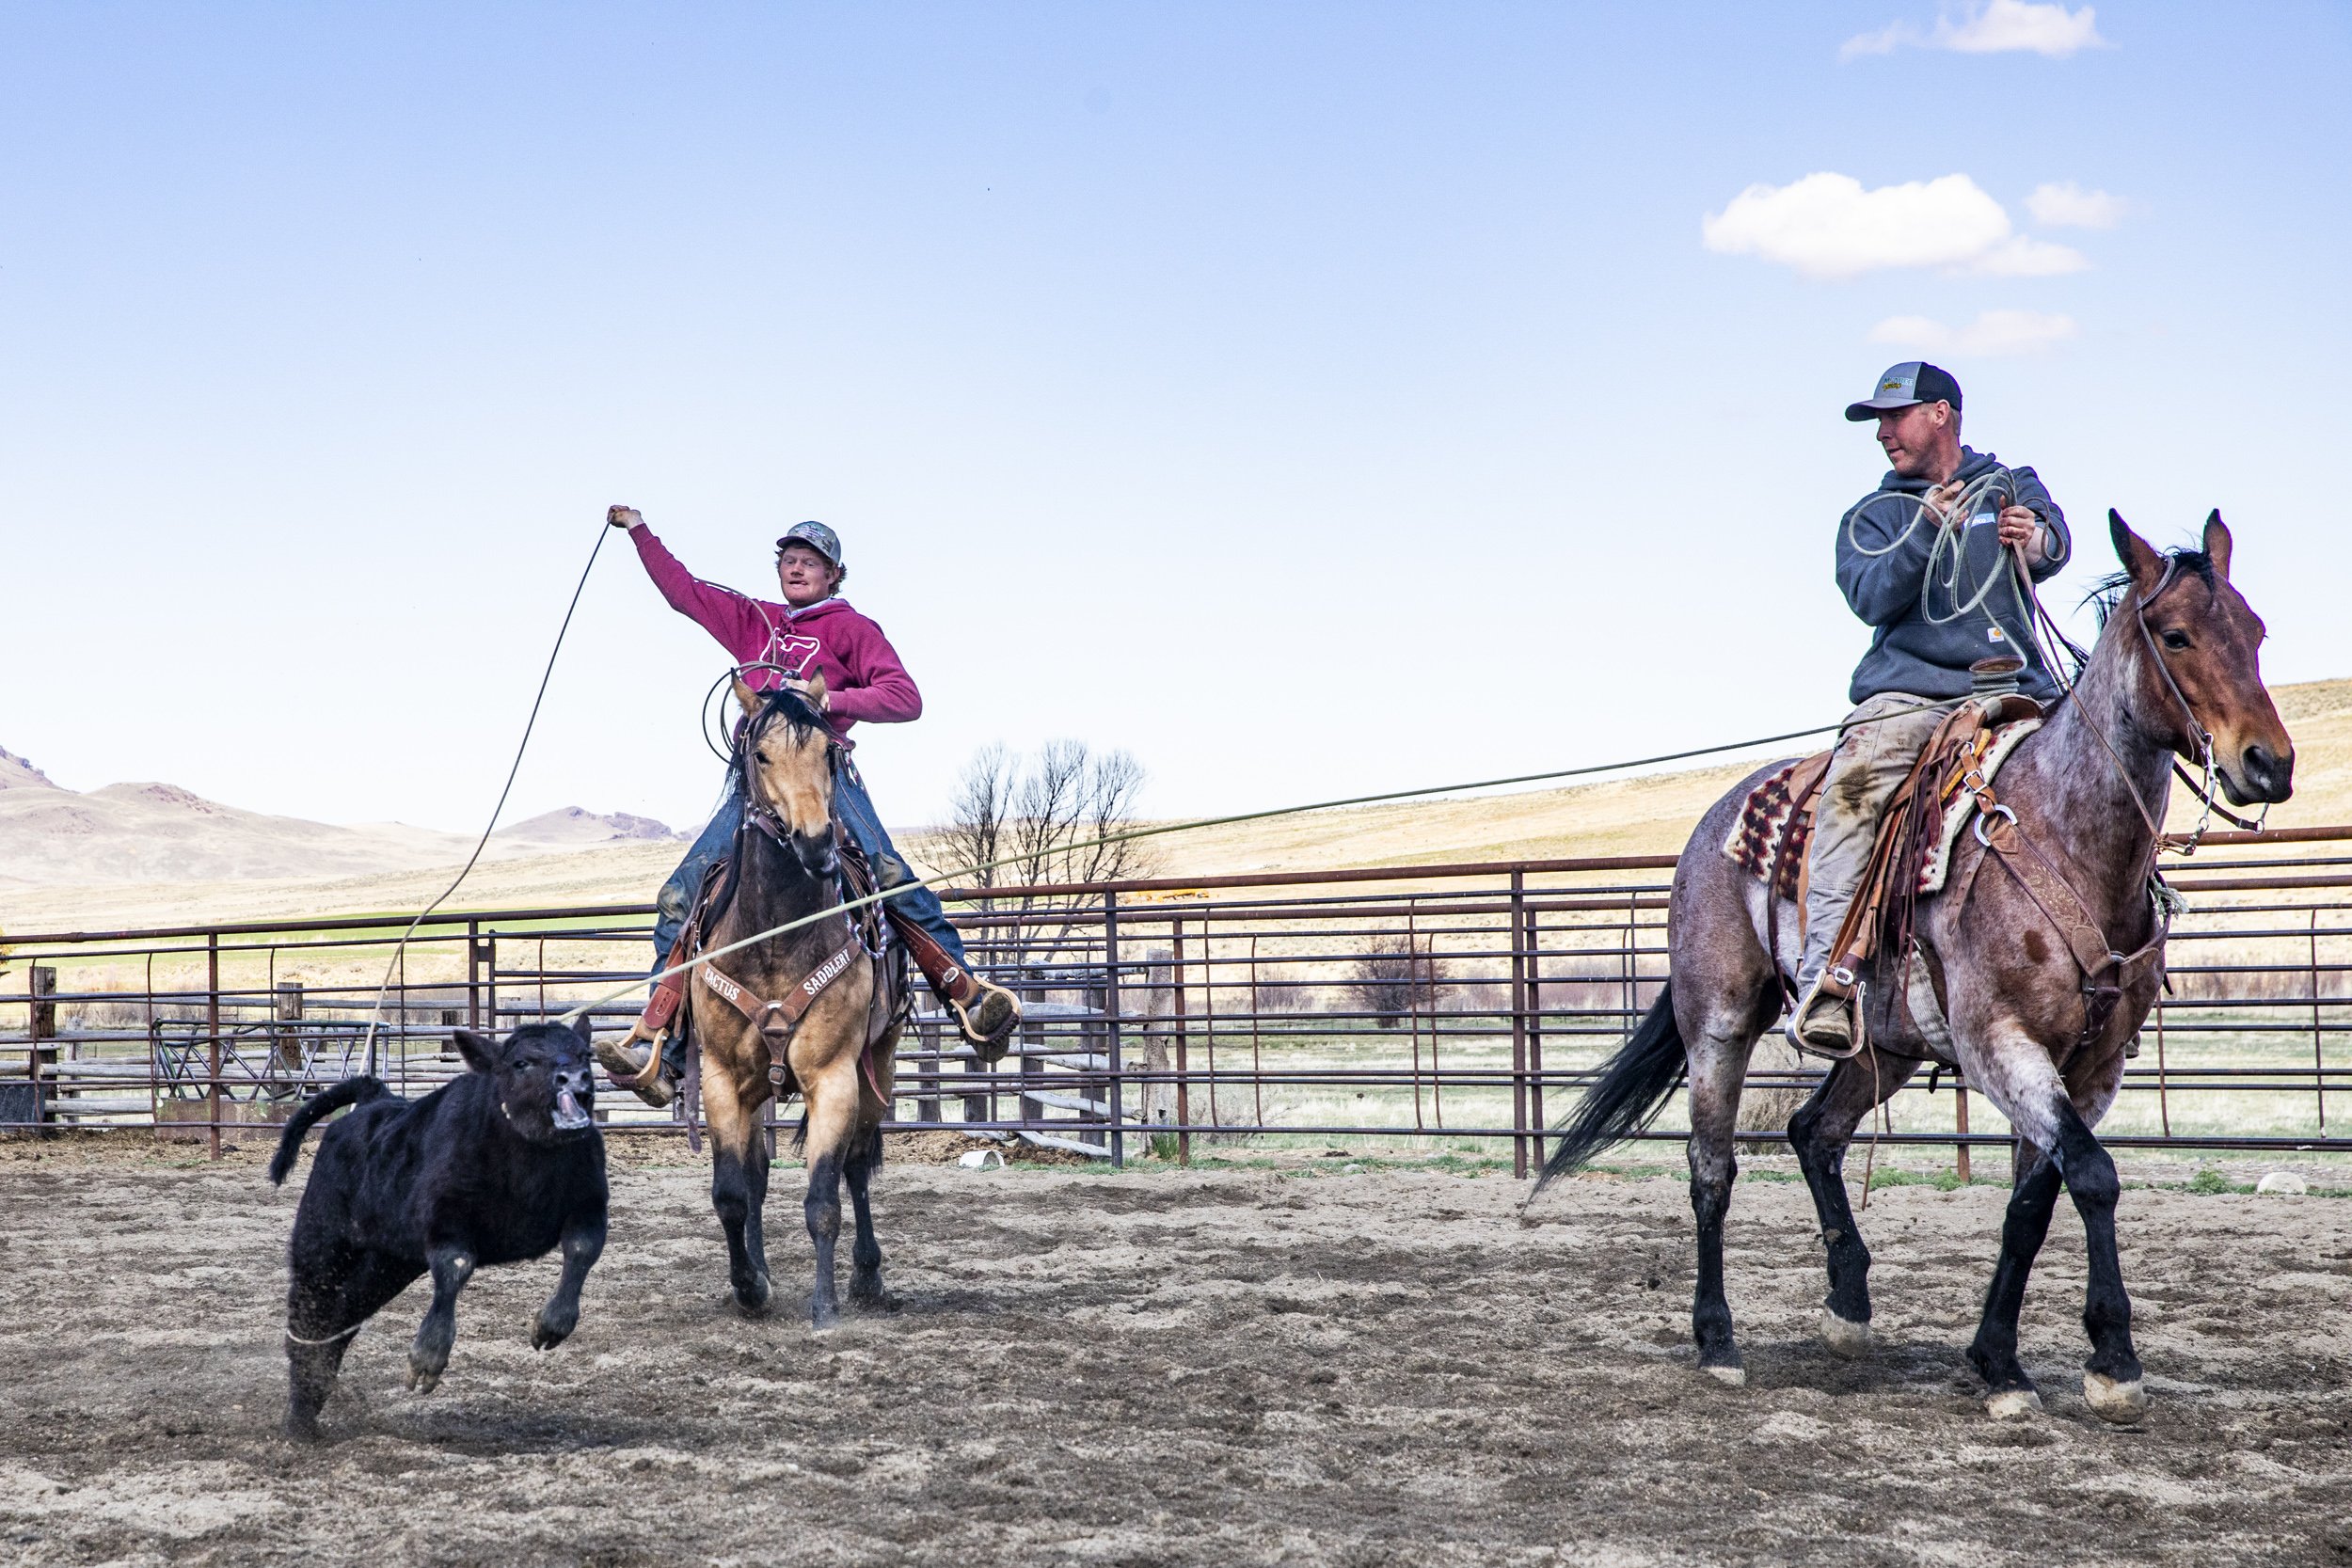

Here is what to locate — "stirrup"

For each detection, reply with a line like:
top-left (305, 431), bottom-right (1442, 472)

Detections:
top-left (950, 976), bottom-right (1022, 1063)
top-left (595, 1026), bottom-right (677, 1108)
top-left (1786, 967), bottom-right (1864, 1061)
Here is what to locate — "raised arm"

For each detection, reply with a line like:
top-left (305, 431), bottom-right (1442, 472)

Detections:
top-left (607, 506), bottom-right (770, 662)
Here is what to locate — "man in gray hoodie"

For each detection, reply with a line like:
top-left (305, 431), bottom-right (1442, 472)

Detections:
top-left (1788, 361), bottom-right (2071, 1053)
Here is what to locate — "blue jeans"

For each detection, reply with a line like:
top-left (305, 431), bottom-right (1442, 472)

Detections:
top-left (652, 763), bottom-right (968, 969)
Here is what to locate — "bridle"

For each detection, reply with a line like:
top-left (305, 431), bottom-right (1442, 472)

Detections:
top-left (734, 686), bottom-right (846, 855)
top-left (2017, 546), bottom-right (2265, 849)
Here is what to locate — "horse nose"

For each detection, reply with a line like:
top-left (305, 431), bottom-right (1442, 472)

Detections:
top-left (2244, 741), bottom-right (2295, 801)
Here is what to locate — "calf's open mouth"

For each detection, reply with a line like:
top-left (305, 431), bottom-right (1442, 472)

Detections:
top-left (552, 1087), bottom-right (593, 1131)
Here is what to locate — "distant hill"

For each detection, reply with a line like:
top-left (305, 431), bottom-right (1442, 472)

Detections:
top-left (2, 675), bottom-right (2346, 934)
top-left (0, 746), bottom-right (682, 887)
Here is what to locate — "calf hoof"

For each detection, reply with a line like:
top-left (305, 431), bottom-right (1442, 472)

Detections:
top-left (1986, 1387), bottom-right (2042, 1421)
top-left (406, 1355), bottom-right (444, 1395)
top-left (283, 1411), bottom-right (323, 1444)
top-left (532, 1308), bottom-right (577, 1351)
top-left (2083, 1372), bottom-right (2148, 1425)
top-left (1820, 1310), bottom-right (1873, 1357)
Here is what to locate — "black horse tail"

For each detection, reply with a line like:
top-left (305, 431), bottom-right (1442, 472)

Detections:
top-left (1534, 983), bottom-right (1687, 1194)
top-left (268, 1077), bottom-right (393, 1186)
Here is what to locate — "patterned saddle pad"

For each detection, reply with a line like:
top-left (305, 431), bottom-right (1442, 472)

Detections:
top-left (1722, 718), bottom-right (2042, 902)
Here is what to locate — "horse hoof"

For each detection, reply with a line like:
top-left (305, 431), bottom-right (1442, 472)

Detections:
top-left (1986, 1388), bottom-right (2042, 1421)
top-left (2083, 1372), bottom-right (2148, 1425)
top-left (1700, 1363), bottom-right (1747, 1386)
top-left (1820, 1310), bottom-right (1873, 1357)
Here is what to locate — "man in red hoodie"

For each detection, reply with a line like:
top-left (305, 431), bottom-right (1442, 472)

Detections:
top-left (596, 506), bottom-right (1021, 1105)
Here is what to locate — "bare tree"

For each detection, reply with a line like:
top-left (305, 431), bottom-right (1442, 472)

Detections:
top-left (923, 740), bottom-right (1157, 972)
top-left (1350, 934), bottom-right (1446, 1028)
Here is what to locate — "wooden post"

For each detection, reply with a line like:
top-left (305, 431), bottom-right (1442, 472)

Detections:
top-left (25, 965), bottom-right (56, 1132)
top-left (270, 981), bottom-right (305, 1101)
top-left (1953, 1080), bottom-right (1972, 1184)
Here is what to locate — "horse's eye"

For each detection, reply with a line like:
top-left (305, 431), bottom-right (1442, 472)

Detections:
top-left (755, 751), bottom-right (771, 765)
top-left (2162, 630), bottom-right (2191, 651)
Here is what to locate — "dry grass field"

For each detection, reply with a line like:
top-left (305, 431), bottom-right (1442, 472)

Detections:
top-left (7, 678), bottom-right (2348, 938)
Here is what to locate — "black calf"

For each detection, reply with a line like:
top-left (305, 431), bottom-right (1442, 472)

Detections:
top-left (269, 1021), bottom-right (608, 1441)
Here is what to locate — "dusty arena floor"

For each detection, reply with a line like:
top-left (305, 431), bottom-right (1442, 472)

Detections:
top-left (4, 1139), bottom-right (2351, 1566)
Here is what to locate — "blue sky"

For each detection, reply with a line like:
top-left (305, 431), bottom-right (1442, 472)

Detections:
top-left (5, 3), bottom-right (2347, 839)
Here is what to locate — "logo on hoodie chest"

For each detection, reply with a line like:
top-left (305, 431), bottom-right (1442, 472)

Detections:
top-left (767, 632), bottom-right (821, 676)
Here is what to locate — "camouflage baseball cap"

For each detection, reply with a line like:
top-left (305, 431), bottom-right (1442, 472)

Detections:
top-left (775, 520), bottom-right (842, 566)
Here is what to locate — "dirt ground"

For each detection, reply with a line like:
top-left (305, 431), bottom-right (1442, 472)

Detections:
top-left (4, 1137), bottom-right (2351, 1566)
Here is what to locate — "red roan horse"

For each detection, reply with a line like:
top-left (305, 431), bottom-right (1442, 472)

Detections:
top-left (1538, 514), bottom-right (2294, 1422)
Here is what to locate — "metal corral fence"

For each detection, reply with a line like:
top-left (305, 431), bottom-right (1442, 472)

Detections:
top-left (6, 826), bottom-right (2352, 1177)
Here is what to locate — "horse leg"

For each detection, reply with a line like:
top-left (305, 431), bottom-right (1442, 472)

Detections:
top-left (702, 1061), bottom-right (772, 1316)
top-left (1788, 1050), bottom-right (1918, 1355)
top-left (1965, 1139), bottom-right (2064, 1418)
top-left (800, 1062), bottom-right (862, 1330)
top-left (1683, 999), bottom-right (1771, 1385)
top-left (2051, 1101), bottom-right (2144, 1423)
top-left (844, 1123), bottom-right (895, 1309)
top-left (1958, 1033), bottom-right (2094, 1419)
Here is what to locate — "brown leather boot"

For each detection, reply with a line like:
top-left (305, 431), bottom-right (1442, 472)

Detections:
top-left (594, 1026), bottom-right (678, 1108)
top-left (890, 911), bottom-right (1022, 1061)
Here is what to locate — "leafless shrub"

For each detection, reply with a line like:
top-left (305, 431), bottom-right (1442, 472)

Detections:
top-left (1350, 935), bottom-right (1447, 1029)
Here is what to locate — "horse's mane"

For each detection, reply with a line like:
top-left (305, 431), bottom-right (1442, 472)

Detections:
top-left (738, 684), bottom-right (831, 751)
top-left (2082, 546), bottom-right (2217, 628)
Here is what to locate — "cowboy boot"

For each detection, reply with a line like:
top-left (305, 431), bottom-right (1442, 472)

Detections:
top-left (889, 912), bottom-right (1022, 1061)
top-left (595, 1024), bottom-right (678, 1109)
top-left (1786, 962), bottom-right (1859, 1058)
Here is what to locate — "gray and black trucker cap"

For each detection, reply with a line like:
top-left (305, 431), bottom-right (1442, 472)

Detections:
top-left (775, 520), bottom-right (842, 567)
top-left (1844, 361), bottom-right (1963, 421)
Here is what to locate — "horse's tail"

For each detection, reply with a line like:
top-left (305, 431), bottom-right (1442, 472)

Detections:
top-left (1534, 982), bottom-right (1687, 1193)
top-left (268, 1077), bottom-right (393, 1186)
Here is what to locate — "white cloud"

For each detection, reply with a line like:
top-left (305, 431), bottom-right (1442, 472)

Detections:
top-left (1869, 309), bottom-right (2081, 357)
top-left (2026, 180), bottom-right (2127, 229)
top-left (1702, 172), bottom-right (2087, 280)
top-left (1843, 1), bottom-right (2107, 60)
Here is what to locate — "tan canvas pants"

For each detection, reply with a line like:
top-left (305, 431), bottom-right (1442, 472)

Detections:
top-left (1798, 691), bottom-right (1950, 983)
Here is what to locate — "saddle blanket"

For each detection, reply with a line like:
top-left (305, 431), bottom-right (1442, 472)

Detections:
top-left (1723, 718), bottom-right (2042, 902)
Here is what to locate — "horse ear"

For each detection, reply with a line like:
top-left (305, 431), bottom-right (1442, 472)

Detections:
top-left (452, 1029), bottom-right (501, 1074)
top-left (803, 671), bottom-right (828, 709)
top-left (2108, 510), bottom-right (2166, 590)
top-left (2202, 510), bottom-right (2233, 581)
top-left (730, 673), bottom-right (761, 719)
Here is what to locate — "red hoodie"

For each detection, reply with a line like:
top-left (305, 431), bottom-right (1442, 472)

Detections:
top-left (628, 524), bottom-right (921, 744)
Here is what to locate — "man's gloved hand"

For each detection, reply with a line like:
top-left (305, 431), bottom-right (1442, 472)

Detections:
top-left (607, 505), bottom-right (644, 531)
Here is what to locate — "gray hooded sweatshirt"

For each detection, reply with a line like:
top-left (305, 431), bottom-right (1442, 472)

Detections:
top-left (1836, 446), bottom-right (2070, 705)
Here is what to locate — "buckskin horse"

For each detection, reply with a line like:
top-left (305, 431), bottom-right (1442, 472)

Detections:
top-left (678, 674), bottom-right (910, 1327)
top-left (1537, 513), bottom-right (2294, 1421)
